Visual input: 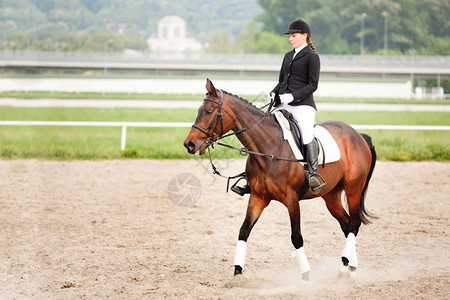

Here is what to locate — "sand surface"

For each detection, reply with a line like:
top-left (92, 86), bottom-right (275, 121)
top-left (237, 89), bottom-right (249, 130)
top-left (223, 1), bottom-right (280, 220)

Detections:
top-left (0, 159), bottom-right (449, 299)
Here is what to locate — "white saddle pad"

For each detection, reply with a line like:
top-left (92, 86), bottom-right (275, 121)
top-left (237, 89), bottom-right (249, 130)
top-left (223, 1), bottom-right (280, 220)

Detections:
top-left (274, 111), bottom-right (341, 165)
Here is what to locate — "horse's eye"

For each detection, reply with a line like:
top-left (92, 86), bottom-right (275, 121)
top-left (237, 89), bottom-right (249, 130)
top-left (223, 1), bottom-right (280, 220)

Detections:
top-left (206, 109), bottom-right (213, 115)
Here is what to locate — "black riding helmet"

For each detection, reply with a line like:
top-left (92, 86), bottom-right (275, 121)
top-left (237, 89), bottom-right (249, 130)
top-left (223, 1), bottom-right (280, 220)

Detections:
top-left (284, 19), bottom-right (311, 35)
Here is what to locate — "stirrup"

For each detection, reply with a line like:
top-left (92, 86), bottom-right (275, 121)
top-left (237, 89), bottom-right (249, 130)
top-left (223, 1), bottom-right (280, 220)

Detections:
top-left (230, 177), bottom-right (251, 196)
top-left (309, 173), bottom-right (326, 194)
top-left (231, 184), bottom-right (250, 196)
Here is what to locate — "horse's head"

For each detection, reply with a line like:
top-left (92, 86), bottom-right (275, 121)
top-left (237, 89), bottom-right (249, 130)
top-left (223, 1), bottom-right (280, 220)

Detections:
top-left (183, 79), bottom-right (234, 155)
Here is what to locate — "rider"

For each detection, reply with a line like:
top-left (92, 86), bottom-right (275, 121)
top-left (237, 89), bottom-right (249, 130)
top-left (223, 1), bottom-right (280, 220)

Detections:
top-left (271, 18), bottom-right (325, 192)
top-left (231, 18), bottom-right (325, 196)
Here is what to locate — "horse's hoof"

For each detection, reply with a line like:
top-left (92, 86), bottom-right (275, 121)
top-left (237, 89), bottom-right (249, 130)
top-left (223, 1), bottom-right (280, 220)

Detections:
top-left (233, 265), bottom-right (243, 276)
top-left (224, 273), bottom-right (247, 288)
top-left (349, 267), bottom-right (357, 280)
top-left (338, 266), bottom-right (350, 279)
top-left (302, 271), bottom-right (310, 281)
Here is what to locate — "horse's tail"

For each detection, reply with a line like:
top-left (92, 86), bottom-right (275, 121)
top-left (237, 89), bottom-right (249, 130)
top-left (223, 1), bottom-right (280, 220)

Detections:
top-left (359, 133), bottom-right (377, 225)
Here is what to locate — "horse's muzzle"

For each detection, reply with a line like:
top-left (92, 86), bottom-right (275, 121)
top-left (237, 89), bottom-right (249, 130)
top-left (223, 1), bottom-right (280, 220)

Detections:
top-left (183, 138), bottom-right (208, 155)
top-left (183, 139), bottom-right (197, 154)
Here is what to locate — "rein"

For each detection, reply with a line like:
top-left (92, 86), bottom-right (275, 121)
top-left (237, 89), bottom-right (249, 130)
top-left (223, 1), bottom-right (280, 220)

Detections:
top-left (215, 141), bottom-right (305, 163)
top-left (191, 91), bottom-right (306, 181)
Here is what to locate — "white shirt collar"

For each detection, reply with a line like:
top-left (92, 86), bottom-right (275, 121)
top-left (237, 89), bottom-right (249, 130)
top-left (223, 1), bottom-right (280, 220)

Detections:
top-left (295, 43), bottom-right (308, 53)
top-left (293, 43), bottom-right (308, 59)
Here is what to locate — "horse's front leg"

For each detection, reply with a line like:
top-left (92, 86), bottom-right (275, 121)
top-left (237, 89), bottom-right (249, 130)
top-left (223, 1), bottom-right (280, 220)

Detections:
top-left (233, 193), bottom-right (269, 276)
top-left (285, 193), bottom-right (311, 281)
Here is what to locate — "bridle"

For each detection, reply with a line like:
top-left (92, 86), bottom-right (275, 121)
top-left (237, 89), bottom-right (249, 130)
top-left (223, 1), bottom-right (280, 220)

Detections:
top-left (192, 89), bottom-right (272, 145)
top-left (191, 89), bottom-right (224, 145)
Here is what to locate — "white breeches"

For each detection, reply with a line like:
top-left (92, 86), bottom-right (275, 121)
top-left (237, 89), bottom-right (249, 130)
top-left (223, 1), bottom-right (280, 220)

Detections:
top-left (275, 104), bottom-right (316, 144)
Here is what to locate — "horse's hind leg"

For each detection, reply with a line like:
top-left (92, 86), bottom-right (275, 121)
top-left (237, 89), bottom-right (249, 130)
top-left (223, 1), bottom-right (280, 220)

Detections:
top-left (322, 188), bottom-right (358, 276)
top-left (338, 185), bottom-right (367, 276)
top-left (322, 186), bottom-right (351, 235)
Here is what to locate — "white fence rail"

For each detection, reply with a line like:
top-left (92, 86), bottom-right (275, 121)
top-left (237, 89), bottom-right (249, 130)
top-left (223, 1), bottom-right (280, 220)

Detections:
top-left (2, 51), bottom-right (449, 76)
top-left (0, 121), bottom-right (448, 150)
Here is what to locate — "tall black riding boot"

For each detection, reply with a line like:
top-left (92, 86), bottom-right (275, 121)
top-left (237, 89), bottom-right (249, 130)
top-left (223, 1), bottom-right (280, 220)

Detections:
top-left (304, 140), bottom-right (326, 193)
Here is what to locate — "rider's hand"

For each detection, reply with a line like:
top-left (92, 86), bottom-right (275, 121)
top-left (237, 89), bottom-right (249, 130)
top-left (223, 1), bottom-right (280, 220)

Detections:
top-left (279, 93), bottom-right (294, 104)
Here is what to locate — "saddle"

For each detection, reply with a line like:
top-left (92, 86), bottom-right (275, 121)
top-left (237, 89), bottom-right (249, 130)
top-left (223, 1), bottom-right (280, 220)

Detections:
top-left (278, 109), bottom-right (307, 158)
top-left (274, 110), bottom-right (340, 165)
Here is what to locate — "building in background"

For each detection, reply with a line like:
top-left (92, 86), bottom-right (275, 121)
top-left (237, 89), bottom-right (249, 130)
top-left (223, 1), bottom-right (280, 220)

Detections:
top-left (147, 16), bottom-right (202, 55)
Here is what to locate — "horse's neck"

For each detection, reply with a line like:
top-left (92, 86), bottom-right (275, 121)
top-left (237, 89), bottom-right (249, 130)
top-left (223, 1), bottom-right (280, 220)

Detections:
top-left (230, 100), bottom-right (280, 154)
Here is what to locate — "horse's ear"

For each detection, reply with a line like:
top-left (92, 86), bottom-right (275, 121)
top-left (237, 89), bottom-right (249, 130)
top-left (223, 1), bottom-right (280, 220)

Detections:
top-left (206, 78), bottom-right (217, 97)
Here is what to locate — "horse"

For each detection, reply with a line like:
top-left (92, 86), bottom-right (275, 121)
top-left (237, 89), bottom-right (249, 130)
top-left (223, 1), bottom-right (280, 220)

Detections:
top-left (183, 79), bottom-right (376, 281)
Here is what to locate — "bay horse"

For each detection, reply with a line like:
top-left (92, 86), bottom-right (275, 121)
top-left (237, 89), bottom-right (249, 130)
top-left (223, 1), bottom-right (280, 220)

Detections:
top-left (183, 79), bottom-right (376, 280)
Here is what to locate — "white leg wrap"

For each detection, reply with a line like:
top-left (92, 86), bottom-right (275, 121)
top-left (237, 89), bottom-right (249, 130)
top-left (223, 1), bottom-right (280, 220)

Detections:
top-left (291, 247), bottom-right (311, 274)
top-left (349, 242), bottom-right (358, 268)
top-left (233, 240), bottom-right (247, 268)
top-left (341, 233), bottom-right (357, 268)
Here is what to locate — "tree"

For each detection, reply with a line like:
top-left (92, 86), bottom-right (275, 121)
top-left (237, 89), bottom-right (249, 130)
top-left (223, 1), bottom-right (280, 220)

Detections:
top-left (254, 0), bottom-right (450, 55)
top-left (256, 0), bottom-right (320, 34)
top-left (206, 30), bottom-right (234, 53)
top-left (254, 31), bottom-right (291, 53)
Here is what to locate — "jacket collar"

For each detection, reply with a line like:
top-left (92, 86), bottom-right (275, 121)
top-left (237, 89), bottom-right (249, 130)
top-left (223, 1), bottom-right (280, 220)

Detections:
top-left (291, 45), bottom-right (312, 61)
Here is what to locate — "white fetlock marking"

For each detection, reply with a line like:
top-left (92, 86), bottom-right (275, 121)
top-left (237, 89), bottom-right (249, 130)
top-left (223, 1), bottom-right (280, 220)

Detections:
top-left (233, 240), bottom-right (247, 268)
top-left (292, 247), bottom-right (311, 275)
top-left (341, 233), bottom-right (356, 261)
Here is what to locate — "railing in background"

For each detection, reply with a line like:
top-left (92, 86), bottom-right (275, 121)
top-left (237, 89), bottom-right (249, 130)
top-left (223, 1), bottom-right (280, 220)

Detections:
top-left (0, 120), bottom-right (448, 150)
top-left (1, 51), bottom-right (449, 76)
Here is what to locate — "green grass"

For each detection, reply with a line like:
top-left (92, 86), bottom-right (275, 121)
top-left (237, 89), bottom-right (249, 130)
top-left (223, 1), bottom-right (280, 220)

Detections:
top-left (0, 104), bottom-right (448, 161)
top-left (1, 107), bottom-right (448, 125)
top-left (0, 91), bottom-right (205, 101)
top-left (0, 107), bottom-right (197, 122)
top-left (316, 111), bottom-right (450, 126)
top-left (1, 91), bottom-right (449, 105)
top-left (0, 127), bottom-right (194, 160)
top-left (360, 130), bottom-right (449, 161)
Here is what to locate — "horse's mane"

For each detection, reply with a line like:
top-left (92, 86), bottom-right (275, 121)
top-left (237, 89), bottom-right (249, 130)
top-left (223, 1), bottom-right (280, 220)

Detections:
top-left (221, 90), bottom-right (269, 116)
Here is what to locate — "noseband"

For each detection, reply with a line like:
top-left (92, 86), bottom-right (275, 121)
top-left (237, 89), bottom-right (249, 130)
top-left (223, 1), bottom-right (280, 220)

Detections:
top-left (191, 89), bottom-right (224, 144)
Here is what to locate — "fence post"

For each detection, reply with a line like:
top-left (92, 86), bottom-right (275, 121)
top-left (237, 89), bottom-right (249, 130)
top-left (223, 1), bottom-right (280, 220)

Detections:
top-left (121, 123), bottom-right (127, 150)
